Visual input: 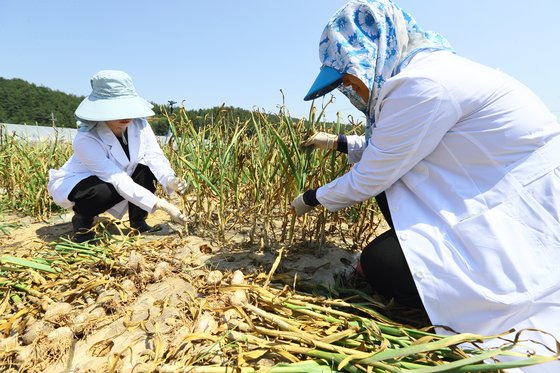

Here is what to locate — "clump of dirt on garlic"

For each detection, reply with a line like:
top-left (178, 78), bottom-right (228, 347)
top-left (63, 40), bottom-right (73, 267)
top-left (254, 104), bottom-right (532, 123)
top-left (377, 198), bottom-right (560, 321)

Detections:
top-left (96, 289), bottom-right (122, 313)
top-left (19, 326), bottom-right (74, 371)
top-left (14, 344), bottom-right (34, 365)
top-left (153, 261), bottom-right (172, 281)
top-left (46, 326), bottom-right (73, 346)
top-left (21, 319), bottom-right (54, 345)
top-left (0, 335), bottom-right (19, 351)
top-left (44, 302), bottom-right (73, 326)
top-left (121, 278), bottom-right (137, 295)
top-left (70, 305), bottom-right (106, 336)
top-left (125, 250), bottom-right (147, 273)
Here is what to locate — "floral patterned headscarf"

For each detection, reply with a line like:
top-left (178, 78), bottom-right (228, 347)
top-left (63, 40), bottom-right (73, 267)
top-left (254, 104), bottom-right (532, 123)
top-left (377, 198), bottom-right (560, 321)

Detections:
top-left (319, 0), bottom-right (453, 135)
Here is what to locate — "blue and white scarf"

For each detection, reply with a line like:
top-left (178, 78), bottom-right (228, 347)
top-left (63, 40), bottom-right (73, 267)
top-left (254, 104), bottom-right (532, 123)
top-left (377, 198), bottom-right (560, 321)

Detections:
top-left (318, 0), bottom-right (454, 141)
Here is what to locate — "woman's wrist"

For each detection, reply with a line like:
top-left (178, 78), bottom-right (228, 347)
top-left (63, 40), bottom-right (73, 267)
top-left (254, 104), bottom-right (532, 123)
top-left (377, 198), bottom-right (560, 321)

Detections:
top-left (337, 134), bottom-right (348, 153)
top-left (303, 189), bottom-right (320, 206)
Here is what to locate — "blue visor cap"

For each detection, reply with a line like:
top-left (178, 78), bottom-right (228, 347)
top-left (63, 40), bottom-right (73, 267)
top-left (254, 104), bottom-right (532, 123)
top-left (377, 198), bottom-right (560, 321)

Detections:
top-left (304, 66), bottom-right (343, 101)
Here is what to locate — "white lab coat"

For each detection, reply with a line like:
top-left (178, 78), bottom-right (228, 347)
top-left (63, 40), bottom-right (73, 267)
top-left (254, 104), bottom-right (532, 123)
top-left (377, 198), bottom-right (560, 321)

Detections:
top-left (48, 118), bottom-right (176, 218)
top-left (317, 51), bottom-right (560, 371)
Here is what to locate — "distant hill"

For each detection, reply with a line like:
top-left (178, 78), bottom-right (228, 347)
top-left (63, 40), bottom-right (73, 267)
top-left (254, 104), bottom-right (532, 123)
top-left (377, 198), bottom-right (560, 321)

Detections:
top-left (0, 77), bottom-right (347, 136)
top-left (0, 77), bottom-right (84, 128)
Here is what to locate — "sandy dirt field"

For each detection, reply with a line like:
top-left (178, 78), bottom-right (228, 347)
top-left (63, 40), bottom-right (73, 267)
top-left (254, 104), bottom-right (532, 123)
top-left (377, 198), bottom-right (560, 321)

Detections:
top-left (0, 209), bottom-right (399, 372)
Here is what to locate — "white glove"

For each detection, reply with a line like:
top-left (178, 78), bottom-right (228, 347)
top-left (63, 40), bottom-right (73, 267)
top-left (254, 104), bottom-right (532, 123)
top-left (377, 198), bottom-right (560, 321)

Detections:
top-left (154, 198), bottom-right (187, 224)
top-left (301, 132), bottom-right (337, 150)
top-left (290, 193), bottom-right (315, 217)
top-left (167, 176), bottom-right (187, 194)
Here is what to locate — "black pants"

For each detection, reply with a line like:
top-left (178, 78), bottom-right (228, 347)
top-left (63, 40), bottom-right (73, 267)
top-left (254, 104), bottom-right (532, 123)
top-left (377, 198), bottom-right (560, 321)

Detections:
top-left (68, 164), bottom-right (157, 224)
top-left (360, 192), bottom-right (424, 309)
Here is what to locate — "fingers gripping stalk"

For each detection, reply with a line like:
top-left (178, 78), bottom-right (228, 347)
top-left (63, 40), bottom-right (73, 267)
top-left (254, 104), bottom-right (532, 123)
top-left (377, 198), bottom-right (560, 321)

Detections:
top-left (301, 132), bottom-right (338, 150)
top-left (154, 198), bottom-right (187, 224)
top-left (167, 176), bottom-right (187, 194)
top-left (291, 193), bottom-right (316, 217)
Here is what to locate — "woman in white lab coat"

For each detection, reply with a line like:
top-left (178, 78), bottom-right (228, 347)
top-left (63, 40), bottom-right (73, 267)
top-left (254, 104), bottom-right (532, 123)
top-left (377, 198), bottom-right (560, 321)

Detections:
top-left (291, 0), bottom-right (560, 369)
top-left (48, 70), bottom-right (187, 242)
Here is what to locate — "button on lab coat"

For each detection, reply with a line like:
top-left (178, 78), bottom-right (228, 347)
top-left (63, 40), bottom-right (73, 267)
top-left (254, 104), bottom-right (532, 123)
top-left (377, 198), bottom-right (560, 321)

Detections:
top-left (48, 119), bottom-right (176, 218)
top-left (317, 52), bottom-right (560, 370)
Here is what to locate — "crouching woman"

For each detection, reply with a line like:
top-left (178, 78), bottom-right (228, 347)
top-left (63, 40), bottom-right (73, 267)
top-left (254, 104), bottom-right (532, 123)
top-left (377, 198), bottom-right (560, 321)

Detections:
top-left (48, 70), bottom-right (187, 242)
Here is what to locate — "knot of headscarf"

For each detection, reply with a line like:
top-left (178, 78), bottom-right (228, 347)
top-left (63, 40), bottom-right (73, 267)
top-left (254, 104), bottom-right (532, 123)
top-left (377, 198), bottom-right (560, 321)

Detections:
top-left (318, 0), bottom-right (453, 142)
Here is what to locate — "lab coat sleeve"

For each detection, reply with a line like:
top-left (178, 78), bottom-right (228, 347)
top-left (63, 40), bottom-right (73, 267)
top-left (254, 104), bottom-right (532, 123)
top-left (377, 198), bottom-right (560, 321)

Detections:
top-left (346, 135), bottom-right (368, 164)
top-left (72, 136), bottom-right (159, 213)
top-left (316, 77), bottom-right (461, 211)
top-left (139, 122), bottom-right (176, 195)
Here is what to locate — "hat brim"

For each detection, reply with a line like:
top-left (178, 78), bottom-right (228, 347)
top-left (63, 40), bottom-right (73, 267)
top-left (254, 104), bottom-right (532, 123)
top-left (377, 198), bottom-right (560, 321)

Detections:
top-left (304, 66), bottom-right (343, 101)
top-left (74, 95), bottom-right (155, 122)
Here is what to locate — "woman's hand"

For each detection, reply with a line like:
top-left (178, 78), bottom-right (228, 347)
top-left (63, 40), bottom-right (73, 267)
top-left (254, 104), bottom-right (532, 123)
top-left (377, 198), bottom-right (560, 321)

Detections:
top-left (301, 132), bottom-right (338, 150)
top-left (167, 176), bottom-right (187, 194)
top-left (154, 198), bottom-right (187, 224)
top-left (290, 193), bottom-right (316, 217)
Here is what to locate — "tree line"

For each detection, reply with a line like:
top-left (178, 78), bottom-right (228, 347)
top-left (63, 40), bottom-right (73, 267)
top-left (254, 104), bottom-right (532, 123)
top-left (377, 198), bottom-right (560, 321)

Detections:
top-left (0, 77), bottom-right (83, 128)
top-left (0, 77), bottom-right (350, 136)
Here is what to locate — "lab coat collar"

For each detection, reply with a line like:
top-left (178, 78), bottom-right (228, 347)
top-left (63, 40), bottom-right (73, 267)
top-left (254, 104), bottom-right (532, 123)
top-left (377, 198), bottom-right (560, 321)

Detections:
top-left (96, 121), bottom-right (130, 168)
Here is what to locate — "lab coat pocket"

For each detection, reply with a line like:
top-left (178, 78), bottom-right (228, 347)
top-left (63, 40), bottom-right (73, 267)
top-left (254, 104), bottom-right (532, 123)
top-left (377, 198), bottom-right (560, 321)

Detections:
top-left (452, 194), bottom-right (560, 305)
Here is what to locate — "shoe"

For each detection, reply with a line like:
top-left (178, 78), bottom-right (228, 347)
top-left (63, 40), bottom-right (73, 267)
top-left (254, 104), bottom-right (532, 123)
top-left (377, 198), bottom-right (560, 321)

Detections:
top-left (72, 231), bottom-right (95, 243)
top-left (130, 220), bottom-right (162, 234)
top-left (71, 214), bottom-right (95, 243)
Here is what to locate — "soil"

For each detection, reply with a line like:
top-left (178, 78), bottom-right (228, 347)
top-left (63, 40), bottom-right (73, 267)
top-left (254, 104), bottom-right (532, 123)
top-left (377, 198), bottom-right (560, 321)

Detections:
top-left (0, 209), bottom-right (394, 372)
top-left (1, 209), bottom-right (373, 287)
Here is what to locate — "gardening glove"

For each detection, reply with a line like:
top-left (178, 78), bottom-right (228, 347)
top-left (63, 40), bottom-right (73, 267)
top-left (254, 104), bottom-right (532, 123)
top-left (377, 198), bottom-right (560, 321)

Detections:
top-left (290, 193), bottom-right (315, 217)
top-left (167, 176), bottom-right (187, 194)
top-left (301, 132), bottom-right (337, 150)
top-left (154, 198), bottom-right (187, 224)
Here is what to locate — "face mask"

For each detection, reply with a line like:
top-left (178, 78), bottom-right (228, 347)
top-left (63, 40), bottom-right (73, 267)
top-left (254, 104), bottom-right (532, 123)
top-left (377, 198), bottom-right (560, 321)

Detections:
top-left (338, 84), bottom-right (369, 115)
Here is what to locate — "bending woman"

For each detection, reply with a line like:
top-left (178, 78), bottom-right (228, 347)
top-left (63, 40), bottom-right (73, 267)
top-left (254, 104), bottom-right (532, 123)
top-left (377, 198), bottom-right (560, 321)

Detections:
top-left (291, 1), bottom-right (560, 370)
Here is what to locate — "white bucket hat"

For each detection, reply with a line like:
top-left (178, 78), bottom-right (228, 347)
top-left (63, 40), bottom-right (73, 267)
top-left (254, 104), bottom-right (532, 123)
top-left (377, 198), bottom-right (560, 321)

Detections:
top-left (74, 70), bottom-right (155, 122)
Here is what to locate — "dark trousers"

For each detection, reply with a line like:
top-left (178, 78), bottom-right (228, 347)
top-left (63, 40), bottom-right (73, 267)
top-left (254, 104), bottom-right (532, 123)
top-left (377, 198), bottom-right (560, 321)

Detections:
top-left (360, 192), bottom-right (424, 309)
top-left (68, 164), bottom-right (157, 224)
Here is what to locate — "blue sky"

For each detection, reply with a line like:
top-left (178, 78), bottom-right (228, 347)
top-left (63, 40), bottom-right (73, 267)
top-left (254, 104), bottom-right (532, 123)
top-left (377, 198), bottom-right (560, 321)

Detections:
top-left (1, 1), bottom-right (559, 123)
